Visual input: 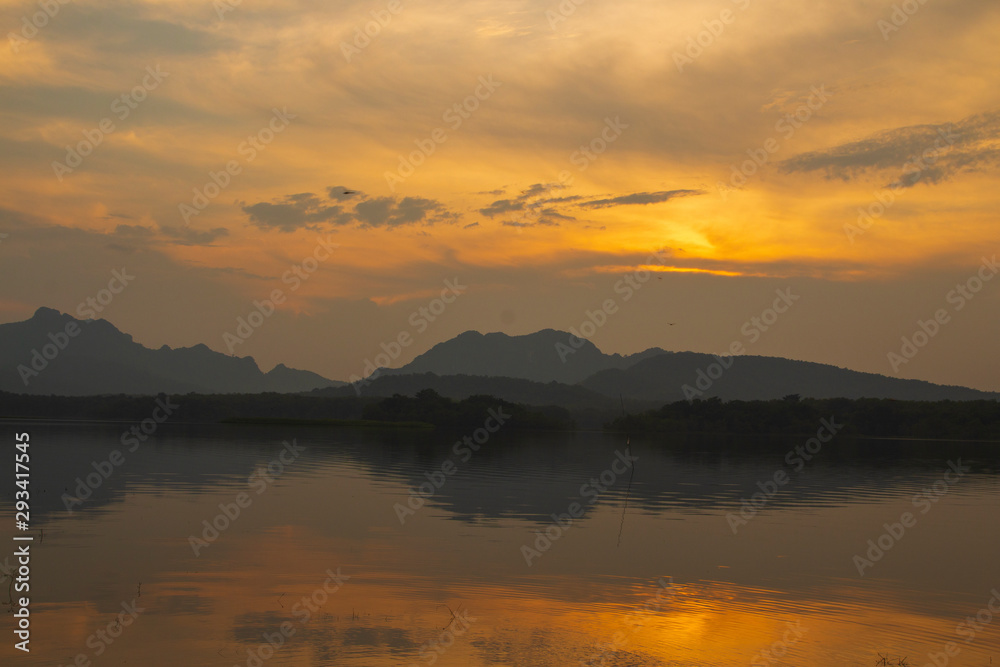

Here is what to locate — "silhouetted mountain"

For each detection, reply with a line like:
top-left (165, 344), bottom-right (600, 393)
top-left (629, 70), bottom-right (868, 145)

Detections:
top-left (581, 352), bottom-right (999, 402)
top-left (380, 329), bottom-right (666, 384)
top-left (3, 311), bottom-right (994, 403)
top-left (372, 329), bottom-right (995, 403)
top-left (0, 307), bottom-right (344, 395)
top-left (263, 363), bottom-right (342, 393)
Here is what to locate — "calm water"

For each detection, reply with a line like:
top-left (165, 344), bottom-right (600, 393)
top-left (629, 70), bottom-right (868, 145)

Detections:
top-left (1, 420), bottom-right (999, 666)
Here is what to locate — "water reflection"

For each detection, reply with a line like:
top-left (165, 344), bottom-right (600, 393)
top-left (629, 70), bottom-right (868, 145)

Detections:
top-left (0, 421), bottom-right (998, 666)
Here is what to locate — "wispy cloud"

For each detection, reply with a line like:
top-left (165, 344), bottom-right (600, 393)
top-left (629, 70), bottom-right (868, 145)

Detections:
top-left (243, 190), bottom-right (458, 232)
top-left (577, 189), bottom-right (705, 209)
top-left (780, 110), bottom-right (1000, 188)
top-left (481, 184), bottom-right (700, 226)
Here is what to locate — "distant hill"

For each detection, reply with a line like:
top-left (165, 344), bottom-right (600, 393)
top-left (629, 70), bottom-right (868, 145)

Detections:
top-left (263, 363), bottom-right (342, 393)
top-left (367, 329), bottom-right (996, 403)
top-left (381, 329), bottom-right (666, 384)
top-left (314, 371), bottom-right (623, 409)
top-left (581, 352), bottom-right (999, 402)
top-left (0, 307), bottom-right (344, 395)
top-left (311, 371), bottom-right (649, 429)
top-left (316, 373), bottom-right (660, 429)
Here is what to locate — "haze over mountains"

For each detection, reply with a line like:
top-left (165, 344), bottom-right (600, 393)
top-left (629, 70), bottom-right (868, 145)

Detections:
top-left (1, 308), bottom-right (997, 403)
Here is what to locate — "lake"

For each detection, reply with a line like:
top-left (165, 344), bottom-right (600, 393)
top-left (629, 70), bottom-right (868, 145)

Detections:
top-left (1, 418), bottom-right (999, 666)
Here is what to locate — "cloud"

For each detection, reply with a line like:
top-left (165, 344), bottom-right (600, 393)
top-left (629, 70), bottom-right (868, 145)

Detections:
top-left (518, 183), bottom-right (559, 199)
top-left (114, 224), bottom-right (155, 237)
top-left (43, 5), bottom-right (231, 56)
top-left (780, 110), bottom-right (1000, 188)
top-left (538, 195), bottom-right (585, 205)
top-left (500, 207), bottom-right (569, 228)
top-left (481, 184), bottom-right (700, 226)
top-left (578, 190), bottom-right (705, 209)
top-left (158, 224), bottom-right (229, 245)
top-left (354, 196), bottom-right (455, 227)
top-left (243, 191), bottom-right (457, 231)
top-left (480, 182), bottom-right (567, 218)
top-left (540, 208), bottom-right (576, 221)
top-left (479, 198), bottom-right (524, 218)
top-left (0, 207), bottom-right (42, 231)
top-left (242, 193), bottom-right (347, 232)
top-left (502, 207), bottom-right (574, 227)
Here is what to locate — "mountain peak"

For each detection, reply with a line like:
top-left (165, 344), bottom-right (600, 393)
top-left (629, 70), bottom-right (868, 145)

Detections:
top-left (32, 306), bottom-right (67, 321)
top-left (382, 329), bottom-right (662, 384)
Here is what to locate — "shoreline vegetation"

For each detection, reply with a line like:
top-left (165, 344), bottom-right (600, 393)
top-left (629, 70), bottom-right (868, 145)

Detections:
top-left (1, 390), bottom-right (999, 439)
top-left (220, 417), bottom-right (435, 429)
top-left (609, 394), bottom-right (1000, 440)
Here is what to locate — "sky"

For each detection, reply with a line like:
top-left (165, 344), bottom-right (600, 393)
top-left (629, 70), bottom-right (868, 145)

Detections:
top-left (0, 0), bottom-right (998, 390)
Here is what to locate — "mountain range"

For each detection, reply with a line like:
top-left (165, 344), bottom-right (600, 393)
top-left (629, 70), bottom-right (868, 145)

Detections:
top-left (327, 328), bottom-right (997, 404)
top-left (0, 307), bottom-right (344, 395)
top-left (1, 307), bottom-right (997, 403)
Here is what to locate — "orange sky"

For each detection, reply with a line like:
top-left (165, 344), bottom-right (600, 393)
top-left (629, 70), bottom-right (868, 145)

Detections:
top-left (1, 0), bottom-right (999, 389)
